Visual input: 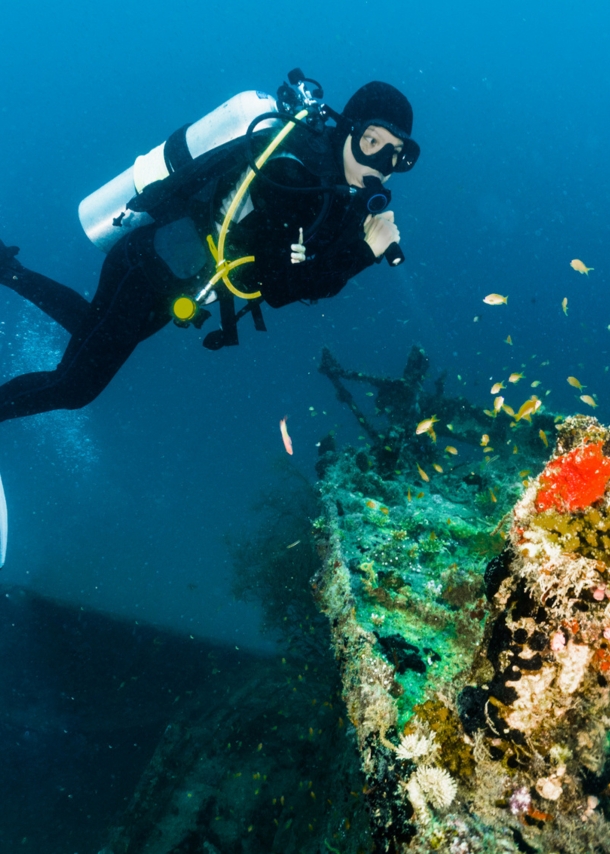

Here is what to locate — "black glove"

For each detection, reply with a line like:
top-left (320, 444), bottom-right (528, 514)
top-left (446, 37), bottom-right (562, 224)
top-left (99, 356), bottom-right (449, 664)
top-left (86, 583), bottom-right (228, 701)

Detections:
top-left (0, 239), bottom-right (22, 275)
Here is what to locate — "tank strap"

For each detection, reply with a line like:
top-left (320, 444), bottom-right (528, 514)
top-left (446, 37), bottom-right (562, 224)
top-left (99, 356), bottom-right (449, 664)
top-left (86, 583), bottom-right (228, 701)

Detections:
top-left (164, 124), bottom-right (193, 173)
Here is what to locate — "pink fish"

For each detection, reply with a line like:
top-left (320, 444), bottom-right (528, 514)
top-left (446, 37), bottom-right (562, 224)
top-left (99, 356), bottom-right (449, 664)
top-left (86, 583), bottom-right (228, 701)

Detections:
top-left (279, 417), bottom-right (293, 455)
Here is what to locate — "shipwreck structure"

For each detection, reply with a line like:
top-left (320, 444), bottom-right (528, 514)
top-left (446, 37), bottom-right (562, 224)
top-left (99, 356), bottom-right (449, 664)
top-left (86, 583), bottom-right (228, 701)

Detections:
top-left (100, 348), bottom-right (610, 853)
top-left (313, 348), bottom-right (610, 853)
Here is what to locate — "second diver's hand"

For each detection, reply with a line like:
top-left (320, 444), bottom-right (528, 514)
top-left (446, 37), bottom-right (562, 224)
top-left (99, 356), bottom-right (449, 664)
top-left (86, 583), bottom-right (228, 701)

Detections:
top-left (363, 211), bottom-right (404, 267)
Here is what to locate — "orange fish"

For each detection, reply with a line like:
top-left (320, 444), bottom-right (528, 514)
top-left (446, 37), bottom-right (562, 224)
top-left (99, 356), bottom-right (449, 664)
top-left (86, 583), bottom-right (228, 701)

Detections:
top-left (580, 394), bottom-right (598, 408)
top-left (417, 464), bottom-right (430, 483)
top-left (570, 259), bottom-right (593, 275)
top-left (279, 417), bottom-right (293, 455)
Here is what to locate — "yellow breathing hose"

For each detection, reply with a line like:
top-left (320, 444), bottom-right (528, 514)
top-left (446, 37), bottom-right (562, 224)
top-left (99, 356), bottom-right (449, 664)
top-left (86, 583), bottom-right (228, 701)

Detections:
top-left (209, 107), bottom-right (309, 301)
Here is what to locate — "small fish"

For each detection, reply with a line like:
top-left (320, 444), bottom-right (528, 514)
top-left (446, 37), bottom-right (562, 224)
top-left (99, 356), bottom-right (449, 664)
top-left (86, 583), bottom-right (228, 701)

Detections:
top-left (445, 445), bottom-right (458, 455)
top-left (515, 397), bottom-right (540, 422)
top-left (489, 488), bottom-right (497, 503)
top-left (580, 394), bottom-right (598, 408)
top-left (484, 409), bottom-right (495, 417)
top-left (416, 491), bottom-right (425, 499)
top-left (505, 335), bottom-right (513, 345)
top-left (502, 404), bottom-right (516, 416)
top-left (415, 415), bottom-right (439, 435)
top-left (417, 464), bottom-right (430, 482)
top-left (365, 392), bottom-right (374, 397)
top-left (491, 382), bottom-right (505, 394)
top-left (531, 380), bottom-right (541, 387)
top-left (562, 297), bottom-right (568, 315)
top-left (481, 434), bottom-right (490, 446)
top-left (541, 360), bottom-right (550, 366)
top-left (407, 489), bottom-right (412, 502)
top-left (519, 469), bottom-right (531, 478)
top-left (483, 293), bottom-right (508, 305)
top-left (567, 376), bottom-right (584, 390)
top-left (483, 447), bottom-right (494, 453)
top-left (493, 395), bottom-right (504, 412)
top-left (279, 417), bottom-right (293, 455)
top-left (366, 500), bottom-right (378, 510)
top-left (508, 372), bottom-right (524, 383)
top-left (446, 423), bottom-right (454, 431)
top-left (286, 540), bottom-right (301, 549)
top-left (473, 315), bottom-right (480, 322)
top-left (513, 444), bottom-right (519, 454)
top-left (539, 430), bottom-right (549, 447)
top-left (432, 463), bottom-right (443, 473)
top-left (570, 259), bottom-right (594, 275)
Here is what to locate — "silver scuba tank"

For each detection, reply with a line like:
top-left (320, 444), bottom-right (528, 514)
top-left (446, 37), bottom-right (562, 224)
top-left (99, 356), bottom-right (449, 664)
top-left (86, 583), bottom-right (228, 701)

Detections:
top-left (78, 90), bottom-right (279, 254)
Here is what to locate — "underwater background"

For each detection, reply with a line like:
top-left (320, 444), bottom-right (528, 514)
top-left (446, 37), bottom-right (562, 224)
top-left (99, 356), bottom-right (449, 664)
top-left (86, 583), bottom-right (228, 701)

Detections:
top-left (0, 1), bottom-right (609, 851)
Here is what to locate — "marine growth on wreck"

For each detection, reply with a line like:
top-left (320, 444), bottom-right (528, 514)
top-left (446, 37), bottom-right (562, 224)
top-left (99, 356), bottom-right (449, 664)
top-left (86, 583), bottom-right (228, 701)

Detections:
top-left (313, 348), bottom-right (610, 853)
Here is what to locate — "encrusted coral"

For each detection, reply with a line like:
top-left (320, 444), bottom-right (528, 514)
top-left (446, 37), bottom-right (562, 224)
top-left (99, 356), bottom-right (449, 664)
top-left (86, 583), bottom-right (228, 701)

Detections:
top-left (535, 440), bottom-right (610, 512)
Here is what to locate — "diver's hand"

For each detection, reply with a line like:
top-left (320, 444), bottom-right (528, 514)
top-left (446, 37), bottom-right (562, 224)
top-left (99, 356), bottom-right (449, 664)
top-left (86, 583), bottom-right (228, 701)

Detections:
top-left (363, 211), bottom-right (400, 257)
top-left (290, 227), bottom-right (306, 264)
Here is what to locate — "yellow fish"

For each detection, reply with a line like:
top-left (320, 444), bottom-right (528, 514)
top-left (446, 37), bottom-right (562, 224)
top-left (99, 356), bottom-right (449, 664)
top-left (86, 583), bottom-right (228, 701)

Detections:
top-left (493, 395), bottom-right (504, 412)
top-left (570, 259), bottom-right (594, 275)
top-left (516, 396), bottom-right (541, 422)
top-left (415, 415), bottom-right (439, 435)
top-left (531, 380), bottom-right (541, 387)
top-left (519, 469), bottom-right (531, 478)
top-left (481, 434), bottom-right (490, 446)
top-left (483, 409), bottom-right (495, 417)
top-left (513, 444), bottom-right (519, 454)
top-left (539, 430), bottom-right (549, 447)
top-left (483, 447), bottom-right (494, 453)
top-left (580, 394), bottom-right (598, 408)
top-left (489, 489), bottom-right (497, 503)
top-left (505, 335), bottom-right (513, 345)
top-left (562, 297), bottom-right (568, 316)
top-left (509, 372), bottom-right (524, 383)
top-left (483, 293), bottom-right (508, 305)
top-left (432, 463), bottom-right (443, 473)
top-left (502, 404), bottom-right (516, 417)
top-left (445, 446), bottom-right (458, 455)
top-left (491, 382), bottom-right (505, 394)
top-left (417, 464), bottom-right (430, 482)
top-left (567, 376), bottom-right (584, 390)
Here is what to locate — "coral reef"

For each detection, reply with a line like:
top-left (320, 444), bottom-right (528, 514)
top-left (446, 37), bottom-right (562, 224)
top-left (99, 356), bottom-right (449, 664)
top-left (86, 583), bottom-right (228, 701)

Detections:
top-left (313, 350), bottom-right (610, 852)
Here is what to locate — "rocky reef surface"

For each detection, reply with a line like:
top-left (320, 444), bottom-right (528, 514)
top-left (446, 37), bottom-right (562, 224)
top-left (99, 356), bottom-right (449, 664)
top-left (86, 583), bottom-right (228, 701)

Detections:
top-left (313, 349), bottom-right (610, 853)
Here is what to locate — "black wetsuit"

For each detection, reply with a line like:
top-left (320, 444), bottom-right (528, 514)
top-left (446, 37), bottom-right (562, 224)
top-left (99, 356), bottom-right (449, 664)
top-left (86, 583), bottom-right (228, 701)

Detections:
top-left (0, 125), bottom-right (377, 423)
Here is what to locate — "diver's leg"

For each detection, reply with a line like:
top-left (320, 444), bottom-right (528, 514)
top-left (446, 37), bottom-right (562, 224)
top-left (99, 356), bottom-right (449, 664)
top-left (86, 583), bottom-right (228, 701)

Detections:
top-left (0, 240), bottom-right (90, 335)
top-left (0, 244), bottom-right (170, 423)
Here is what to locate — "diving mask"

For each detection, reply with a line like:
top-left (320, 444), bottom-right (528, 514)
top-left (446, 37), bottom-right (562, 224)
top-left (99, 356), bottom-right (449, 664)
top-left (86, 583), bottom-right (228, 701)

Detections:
top-left (350, 121), bottom-right (420, 175)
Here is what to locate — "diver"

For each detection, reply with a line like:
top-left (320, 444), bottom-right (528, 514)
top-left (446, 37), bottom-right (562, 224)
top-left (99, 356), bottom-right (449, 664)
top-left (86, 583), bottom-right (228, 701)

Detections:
top-left (0, 73), bottom-right (419, 423)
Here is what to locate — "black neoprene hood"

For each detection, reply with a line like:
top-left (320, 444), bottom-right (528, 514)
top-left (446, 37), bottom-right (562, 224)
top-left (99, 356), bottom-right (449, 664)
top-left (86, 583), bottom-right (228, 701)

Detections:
top-left (342, 81), bottom-right (414, 140)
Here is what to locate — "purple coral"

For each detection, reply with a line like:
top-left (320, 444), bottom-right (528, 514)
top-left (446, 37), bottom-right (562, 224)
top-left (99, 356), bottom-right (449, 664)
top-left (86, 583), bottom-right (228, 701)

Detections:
top-left (509, 786), bottom-right (531, 815)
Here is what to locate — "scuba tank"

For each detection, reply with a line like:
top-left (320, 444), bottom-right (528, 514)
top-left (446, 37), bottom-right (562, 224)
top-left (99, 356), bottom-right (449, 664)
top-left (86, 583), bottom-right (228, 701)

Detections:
top-left (78, 90), bottom-right (279, 254)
